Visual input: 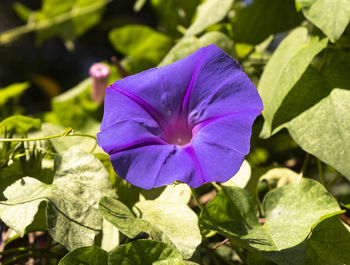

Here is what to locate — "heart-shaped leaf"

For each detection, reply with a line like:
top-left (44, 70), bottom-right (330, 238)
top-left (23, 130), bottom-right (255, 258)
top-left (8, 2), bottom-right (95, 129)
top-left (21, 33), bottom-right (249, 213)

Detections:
top-left (200, 179), bottom-right (342, 265)
top-left (0, 147), bottom-right (114, 250)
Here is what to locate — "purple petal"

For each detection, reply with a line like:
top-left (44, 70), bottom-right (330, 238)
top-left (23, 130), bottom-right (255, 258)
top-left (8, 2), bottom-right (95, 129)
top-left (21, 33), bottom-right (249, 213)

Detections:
top-left (108, 50), bottom-right (203, 127)
top-left (189, 111), bottom-right (259, 184)
top-left (191, 138), bottom-right (245, 184)
top-left (98, 87), bottom-right (165, 154)
top-left (110, 145), bottom-right (203, 189)
top-left (192, 110), bottom-right (259, 155)
top-left (186, 45), bottom-right (263, 126)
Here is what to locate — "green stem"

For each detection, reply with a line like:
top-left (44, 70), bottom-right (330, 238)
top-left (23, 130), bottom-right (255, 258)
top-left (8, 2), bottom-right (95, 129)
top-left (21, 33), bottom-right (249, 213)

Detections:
top-left (2, 252), bottom-right (58, 265)
top-left (211, 182), bottom-right (221, 191)
top-left (190, 187), bottom-right (204, 212)
top-left (0, 247), bottom-right (51, 256)
top-left (317, 159), bottom-right (326, 187)
top-left (326, 174), bottom-right (342, 190)
top-left (0, 247), bottom-right (26, 256)
top-left (0, 132), bottom-right (97, 153)
top-left (298, 153), bottom-right (310, 182)
top-left (257, 197), bottom-right (265, 217)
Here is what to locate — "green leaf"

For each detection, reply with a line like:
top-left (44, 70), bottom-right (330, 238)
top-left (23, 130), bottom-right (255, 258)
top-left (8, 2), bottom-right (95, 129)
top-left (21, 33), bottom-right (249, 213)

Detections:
top-left (134, 0), bottom-right (147, 12)
top-left (184, 0), bottom-right (234, 37)
top-left (13, 2), bottom-right (32, 22)
top-left (109, 25), bottom-right (173, 66)
top-left (0, 160), bottom-right (24, 195)
top-left (222, 160), bottom-right (251, 188)
top-left (232, 0), bottom-right (303, 45)
top-left (100, 218), bottom-right (119, 252)
top-left (246, 251), bottom-right (276, 265)
top-left (0, 147), bottom-right (113, 250)
top-left (24, 201), bottom-right (48, 233)
top-left (51, 78), bottom-right (99, 128)
top-left (298, 0), bottom-right (350, 42)
top-left (47, 63), bottom-right (118, 128)
top-left (200, 186), bottom-right (260, 249)
top-left (159, 31), bottom-right (235, 66)
top-left (261, 66), bottom-right (326, 136)
top-left (150, 0), bottom-right (200, 37)
top-left (108, 240), bottom-right (184, 265)
top-left (1, 0), bottom-right (107, 45)
top-left (267, 51), bottom-right (350, 181)
top-left (34, 0), bottom-right (106, 43)
top-left (99, 197), bottom-right (151, 238)
top-left (70, 0), bottom-right (106, 36)
top-left (0, 82), bottom-right (29, 106)
top-left (259, 27), bottom-right (328, 137)
top-left (99, 195), bottom-right (201, 259)
top-left (135, 200), bottom-right (201, 259)
top-left (59, 246), bottom-right (109, 265)
top-left (306, 216), bottom-right (350, 264)
top-left (183, 261), bottom-right (200, 265)
top-left (60, 240), bottom-right (187, 265)
top-left (0, 115), bottom-right (41, 134)
top-left (235, 43), bottom-right (254, 58)
top-left (259, 168), bottom-right (299, 189)
top-left (261, 180), bottom-right (341, 255)
top-left (200, 179), bottom-right (342, 265)
top-left (287, 88), bottom-right (350, 181)
top-left (150, 183), bottom-right (191, 204)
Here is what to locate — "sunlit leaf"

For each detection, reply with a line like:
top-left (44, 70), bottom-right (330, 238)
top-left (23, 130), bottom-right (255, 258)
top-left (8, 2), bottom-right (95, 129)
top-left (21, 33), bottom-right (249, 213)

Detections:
top-left (200, 179), bottom-right (342, 264)
top-left (50, 78), bottom-right (100, 128)
top-left (222, 160), bottom-right (251, 188)
top-left (152, 183), bottom-right (191, 204)
top-left (259, 27), bottom-right (328, 137)
top-left (259, 167), bottom-right (299, 188)
top-left (99, 197), bottom-right (151, 238)
top-left (262, 49), bottom-right (350, 181)
top-left (159, 31), bottom-right (234, 66)
top-left (185, 0), bottom-right (234, 37)
top-left (287, 88), bottom-right (350, 181)
top-left (59, 246), bottom-right (108, 265)
top-left (135, 200), bottom-right (201, 258)
top-left (100, 219), bottom-right (119, 252)
top-left (0, 147), bottom-right (114, 250)
top-left (0, 82), bottom-right (29, 106)
top-left (0, 115), bottom-right (41, 134)
top-left (134, 0), bottom-right (147, 12)
top-left (297, 0), bottom-right (350, 42)
top-left (13, 2), bottom-right (32, 22)
top-left (35, 0), bottom-right (106, 42)
top-left (109, 25), bottom-right (173, 66)
top-left (108, 240), bottom-right (184, 265)
top-left (99, 196), bottom-right (201, 258)
top-left (0, 0), bottom-right (108, 45)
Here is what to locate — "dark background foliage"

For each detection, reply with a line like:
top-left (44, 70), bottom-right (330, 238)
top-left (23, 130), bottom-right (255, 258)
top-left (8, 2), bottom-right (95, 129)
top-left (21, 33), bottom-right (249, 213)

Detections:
top-left (0, 0), bottom-right (151, 113)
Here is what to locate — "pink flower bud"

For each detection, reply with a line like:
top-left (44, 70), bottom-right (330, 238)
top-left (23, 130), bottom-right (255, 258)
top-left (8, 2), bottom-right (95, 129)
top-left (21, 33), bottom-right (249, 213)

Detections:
top-left (89, 63), bottom-right (111, 103)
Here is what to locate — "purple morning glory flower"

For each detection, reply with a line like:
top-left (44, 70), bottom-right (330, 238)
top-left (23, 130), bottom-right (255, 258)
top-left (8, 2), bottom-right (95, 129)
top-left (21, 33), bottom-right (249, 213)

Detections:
top-left (97, 44), bottom-right (263, 189)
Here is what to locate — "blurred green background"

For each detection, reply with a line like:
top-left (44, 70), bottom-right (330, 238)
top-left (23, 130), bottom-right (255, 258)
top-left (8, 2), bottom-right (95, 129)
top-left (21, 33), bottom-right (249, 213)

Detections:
top-left (0, 0), bottom-right (154, 114)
